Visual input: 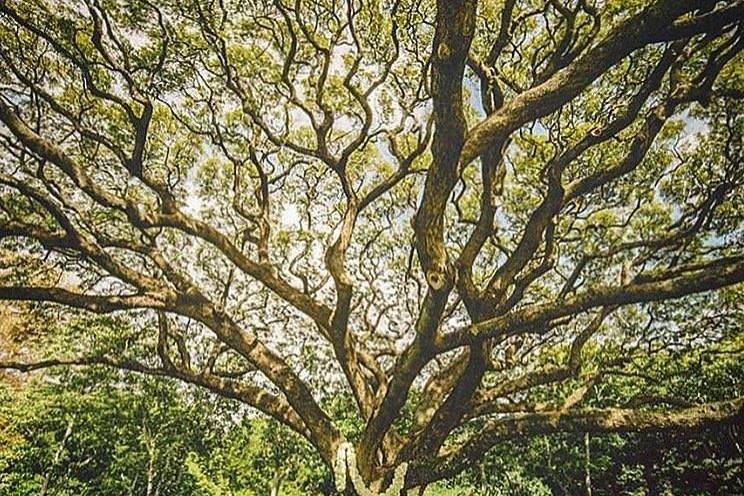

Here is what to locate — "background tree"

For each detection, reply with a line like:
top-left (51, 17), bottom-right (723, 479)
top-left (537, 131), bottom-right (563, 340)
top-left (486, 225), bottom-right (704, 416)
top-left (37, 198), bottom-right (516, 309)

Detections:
top-left (0, 0), bottom-right (742, 493)
top-left (0, 368), bottom-right (222, 496)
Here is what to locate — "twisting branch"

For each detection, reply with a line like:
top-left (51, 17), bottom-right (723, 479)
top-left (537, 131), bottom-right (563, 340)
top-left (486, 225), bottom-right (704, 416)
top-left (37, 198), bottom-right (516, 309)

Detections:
top-left (0, 353), bottom-right (308, 437)
top-left (442, 256), bottom-right (744, 351)
top-left (408, 398), bottom-right (744, 487)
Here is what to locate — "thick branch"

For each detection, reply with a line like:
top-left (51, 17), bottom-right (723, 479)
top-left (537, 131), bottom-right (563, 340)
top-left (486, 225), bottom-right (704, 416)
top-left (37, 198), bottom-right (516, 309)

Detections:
top-left (409, 398), bottom-right (744, 487)
top-left (442, 257), bottom-right (744, 350)
top-left (358, 0), bottom-right (478, 474)
top-left (0, 355), bottom-right (308, 437)
top-left (458, 0), bottom-right (737, 167)
top-left (0, 286), bottom-right (168, 313)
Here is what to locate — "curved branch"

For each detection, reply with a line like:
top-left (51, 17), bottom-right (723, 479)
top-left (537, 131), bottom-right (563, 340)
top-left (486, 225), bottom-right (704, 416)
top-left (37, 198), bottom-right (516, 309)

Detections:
top-left (0, 355), bottom-right (308, 437)
top-left (408, 398), bottom-right (744, 487)
top-left (442, 256), bottom-right (744, 351)
top-left (459, 0), bottom-right (739, 167)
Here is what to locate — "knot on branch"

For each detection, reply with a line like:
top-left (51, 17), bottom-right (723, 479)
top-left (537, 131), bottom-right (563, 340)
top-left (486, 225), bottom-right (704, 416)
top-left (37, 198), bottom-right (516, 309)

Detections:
top-left (437, 42), bottom-right (451, 60)
top-left (425, 267), bottom-right (447, 291)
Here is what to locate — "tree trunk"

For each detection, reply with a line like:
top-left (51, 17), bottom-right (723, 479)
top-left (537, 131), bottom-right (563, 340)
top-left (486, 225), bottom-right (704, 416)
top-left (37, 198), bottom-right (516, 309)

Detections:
top-left (40, 417), bottom-right (74, 496)
top-left (270, 470), bottom-right (285, 496)
top-left (584, 432), bottom-right (593, 496)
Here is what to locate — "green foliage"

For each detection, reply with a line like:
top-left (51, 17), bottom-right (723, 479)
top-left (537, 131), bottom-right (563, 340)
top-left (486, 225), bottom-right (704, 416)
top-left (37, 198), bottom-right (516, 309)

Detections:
top-left (3, 334), bottom-right (741, 495)
top-left (185, 418), bottom-right (327, 496)
top-left (446, 333), bottom-right (744, 496)
top-left (0, 370), bottom-right (219, 496)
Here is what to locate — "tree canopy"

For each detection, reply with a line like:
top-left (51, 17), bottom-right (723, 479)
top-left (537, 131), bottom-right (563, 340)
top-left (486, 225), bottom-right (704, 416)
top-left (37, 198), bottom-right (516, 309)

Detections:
top-left (0, 0), bottom-right (742, 493)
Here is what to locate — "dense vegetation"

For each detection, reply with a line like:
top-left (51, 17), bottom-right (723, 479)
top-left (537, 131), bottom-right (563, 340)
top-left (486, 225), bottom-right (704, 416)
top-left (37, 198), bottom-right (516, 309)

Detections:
top-left (2, 318), bottom-right (741, 494)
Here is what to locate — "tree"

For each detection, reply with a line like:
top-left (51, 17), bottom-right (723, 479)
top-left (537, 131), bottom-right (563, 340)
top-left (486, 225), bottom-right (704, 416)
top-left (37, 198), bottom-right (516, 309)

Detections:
top-left (0, 0), bottom-right (742, 493)
top-left (185, 416), bottom-right (328, 496)
top-left (0, 368), bottom-right (225, 496)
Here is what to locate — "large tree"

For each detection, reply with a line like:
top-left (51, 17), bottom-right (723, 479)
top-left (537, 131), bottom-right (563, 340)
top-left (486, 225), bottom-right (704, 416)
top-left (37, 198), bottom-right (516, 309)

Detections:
top-left (0, 0), bottom-right (742, 493)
